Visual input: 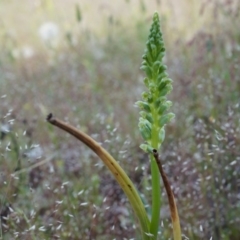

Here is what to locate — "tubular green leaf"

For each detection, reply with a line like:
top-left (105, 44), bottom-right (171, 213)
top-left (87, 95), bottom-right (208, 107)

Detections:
top-left (47, 115), bottom-right (151, 239)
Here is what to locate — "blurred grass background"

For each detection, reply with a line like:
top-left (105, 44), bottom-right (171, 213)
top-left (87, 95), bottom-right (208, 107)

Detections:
top-left (0, 0), bottom-right (240, 239)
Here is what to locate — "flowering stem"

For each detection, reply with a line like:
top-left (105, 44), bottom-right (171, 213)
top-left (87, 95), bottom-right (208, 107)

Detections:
top-left (149, 156), bottom-right (161, 238)
top-left (137, 12), bottom-right (176, 239)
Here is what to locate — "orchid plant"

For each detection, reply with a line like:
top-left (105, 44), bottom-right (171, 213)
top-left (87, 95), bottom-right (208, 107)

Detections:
top-left (47, 12), bottom-right (181, 240)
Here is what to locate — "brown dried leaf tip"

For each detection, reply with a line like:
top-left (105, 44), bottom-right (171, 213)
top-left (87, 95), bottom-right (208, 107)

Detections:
top-left (46, 113), bottom-right (53, 122)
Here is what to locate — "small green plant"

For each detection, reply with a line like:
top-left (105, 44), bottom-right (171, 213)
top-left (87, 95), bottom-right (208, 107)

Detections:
top-left (47, 12), bottom-right (181, 240)
top-left (136, 12), bottom-right (181, 239)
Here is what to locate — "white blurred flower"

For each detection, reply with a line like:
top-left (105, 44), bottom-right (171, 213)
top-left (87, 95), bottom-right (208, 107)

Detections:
top-left (11, 46), bottom-right (34, 59)
top-left (38, 22), bottom-right (60, 47)
top-left (21, 46), bottom-right (34, 58)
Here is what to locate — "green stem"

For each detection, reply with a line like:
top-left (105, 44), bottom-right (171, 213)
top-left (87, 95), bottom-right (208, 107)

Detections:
top-left (149, 154), bottom-right (161, 239)
top-left (149, 89), bottom-right (161, 239)
top-left (153, 149), bottom-right (182, 240)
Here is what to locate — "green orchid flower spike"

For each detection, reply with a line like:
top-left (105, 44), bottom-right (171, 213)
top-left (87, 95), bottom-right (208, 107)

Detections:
top-left (136, 12), bottom-right (181, 240)
top-left (136, 12), bottom-right (174, 152)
